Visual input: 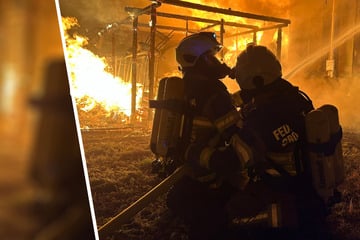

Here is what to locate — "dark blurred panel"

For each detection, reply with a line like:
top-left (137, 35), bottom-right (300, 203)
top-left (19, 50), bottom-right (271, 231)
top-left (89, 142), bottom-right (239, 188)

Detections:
top-left (0, 0), bottom-right (96, 239)
top-left (28, 58), bottom-right (96, 240)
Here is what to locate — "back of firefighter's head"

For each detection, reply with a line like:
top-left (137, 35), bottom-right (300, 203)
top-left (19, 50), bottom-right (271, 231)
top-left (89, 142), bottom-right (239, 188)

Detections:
top-left (176, 32), bottom-right (230, 79)
top-left (235, 44), bottom-right (282, 90)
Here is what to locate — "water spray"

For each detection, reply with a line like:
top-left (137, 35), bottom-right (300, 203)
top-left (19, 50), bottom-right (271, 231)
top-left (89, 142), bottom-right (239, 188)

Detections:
top-left (284, 23), bottom-right (360, 79)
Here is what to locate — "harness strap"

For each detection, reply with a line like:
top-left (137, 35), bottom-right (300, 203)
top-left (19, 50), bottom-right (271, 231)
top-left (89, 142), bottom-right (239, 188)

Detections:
top-left (307, 127), bottom-right (342, 156)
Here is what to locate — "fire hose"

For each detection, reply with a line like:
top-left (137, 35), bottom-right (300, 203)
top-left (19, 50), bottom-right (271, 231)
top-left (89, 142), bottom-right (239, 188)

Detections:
top-left (97, 165), bottom-right (189, 239)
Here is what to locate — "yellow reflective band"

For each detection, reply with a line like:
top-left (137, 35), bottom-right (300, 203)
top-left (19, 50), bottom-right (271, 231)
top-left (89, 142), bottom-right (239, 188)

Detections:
top-left (231, 134), bottom-right (252, 165)
top-left (199, 147), bottom-right (216, 169)
top-left (265, 168), bottom-right (281, 177)
top-left (214, 110), bottom-right (240, 133)
top-left (270, 204), bottom-right (279, 227)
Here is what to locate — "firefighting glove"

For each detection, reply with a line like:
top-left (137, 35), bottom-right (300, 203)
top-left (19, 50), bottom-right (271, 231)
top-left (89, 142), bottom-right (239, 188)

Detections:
top-left (206, 146), bottom-right (250, 190)
top-left (185, 143), bottom-right (249, 189)
top-left (185, 143), bottom-right (232, 172)
top-left (184, 143), bottom-right (205, 169)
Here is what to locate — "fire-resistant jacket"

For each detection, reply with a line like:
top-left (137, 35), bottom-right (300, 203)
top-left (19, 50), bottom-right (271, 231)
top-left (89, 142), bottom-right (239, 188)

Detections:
top-left (240, 78), bottom-right (314, 178)
top-left (183, 71), bottom-right (250, 188)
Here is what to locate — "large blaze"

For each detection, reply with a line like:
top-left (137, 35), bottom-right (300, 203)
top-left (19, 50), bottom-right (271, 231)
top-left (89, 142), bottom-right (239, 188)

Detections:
top-left (61, 1), bottom-right (290, 126)
top-left (174, 0), bottom-right (289, 92)
top-left (61, 17), bottom-right (143, 123)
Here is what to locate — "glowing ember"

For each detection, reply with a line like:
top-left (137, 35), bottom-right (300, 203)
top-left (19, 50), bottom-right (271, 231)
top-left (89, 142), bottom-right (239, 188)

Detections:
top-left (61, 17), bottom-right (143, 117)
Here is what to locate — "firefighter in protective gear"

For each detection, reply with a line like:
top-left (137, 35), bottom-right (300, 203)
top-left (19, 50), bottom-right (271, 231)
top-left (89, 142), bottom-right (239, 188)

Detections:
top-left (227, 44), bottom-right (329, 239)
top-left (166, 32), bottom-right (252, 240)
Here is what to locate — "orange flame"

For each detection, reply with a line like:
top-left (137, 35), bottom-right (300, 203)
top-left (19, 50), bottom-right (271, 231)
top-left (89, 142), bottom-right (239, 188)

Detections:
top-left (184, 0), bottom-right (286, 65)
top-left (61, 17), bottom-right (143, 117)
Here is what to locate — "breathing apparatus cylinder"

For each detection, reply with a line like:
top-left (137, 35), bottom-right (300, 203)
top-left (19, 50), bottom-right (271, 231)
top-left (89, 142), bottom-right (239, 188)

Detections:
top-left (305, 104), bottom-right (344, 203)
top-left (150, 76), bottom-right (185, 158)
top-left (319, 104), bottom-right (344, 186)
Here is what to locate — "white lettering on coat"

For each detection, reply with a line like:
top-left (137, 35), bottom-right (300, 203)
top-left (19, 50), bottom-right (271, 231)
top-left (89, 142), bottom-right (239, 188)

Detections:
top-left (272, 124), bottom-right (299, 147)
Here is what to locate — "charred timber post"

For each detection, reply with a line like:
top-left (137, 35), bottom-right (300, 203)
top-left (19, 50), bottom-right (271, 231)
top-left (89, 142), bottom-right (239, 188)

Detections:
top-left (253, 32), bottom-right (257, 45)
top-left (128, 8), bottom-right (258, 31)
top-left (277, 27), bottom-right (282, 61)
top-left (131, 17), bottom-right (138, 123)
top-left (148, 4), bottom-right (157, 123)
top-left (97, 165), bottom-right (189, 238)
top-left (125, 2), bottom-right (161, 123)
top-left (162, 0), bottom-right (291, 25)
top-left (220, 19), bottom-right (225, 60)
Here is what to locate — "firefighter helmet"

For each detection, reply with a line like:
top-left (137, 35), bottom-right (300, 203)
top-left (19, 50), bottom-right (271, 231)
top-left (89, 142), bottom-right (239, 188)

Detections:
top-left (176, 32), bottom-right (222, 70)
top-left (235, 45), bottom-right (282, 90)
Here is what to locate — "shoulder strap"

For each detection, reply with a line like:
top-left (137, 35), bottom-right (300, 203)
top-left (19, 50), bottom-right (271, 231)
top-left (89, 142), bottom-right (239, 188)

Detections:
top-left (297, 89), bottom-right (314, 112)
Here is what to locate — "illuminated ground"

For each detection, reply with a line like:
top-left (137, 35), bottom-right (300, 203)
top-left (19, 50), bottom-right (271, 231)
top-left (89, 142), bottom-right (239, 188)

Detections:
top-left (83, 127), bottom-right (360, 240)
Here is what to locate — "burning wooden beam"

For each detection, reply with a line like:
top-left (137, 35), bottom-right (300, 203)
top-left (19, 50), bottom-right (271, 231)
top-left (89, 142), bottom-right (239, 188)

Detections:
top-left (161, 0), bottom-right (291, 25)
top-left (125, 7), bottom-right (259, 31)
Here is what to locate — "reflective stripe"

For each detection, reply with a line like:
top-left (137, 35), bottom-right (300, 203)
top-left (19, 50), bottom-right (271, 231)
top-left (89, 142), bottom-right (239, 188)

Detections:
top-left (267, 152), bottom-right (297, 176)
top-left (230, 134), bottom-right (252, 166)
top-left (193, 110), bottom-right (240, 133)
top-left (270, 204), bottom-right (279, 227)
top-left (199, 147), bottom-right (216, 169)
top-left (214, 110), bottom-right (240, 133)
top-left (265, 168), bottom-right (281, 177)
top-left (232, 204), bottom-right (281, 227)
top-left (232, 212), bottom-right (268, 225)
top-left (193, 117), bottom-right (214, 128)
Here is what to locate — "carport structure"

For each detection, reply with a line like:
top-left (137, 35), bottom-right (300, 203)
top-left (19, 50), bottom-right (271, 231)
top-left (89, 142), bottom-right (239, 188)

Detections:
top-left (101, 0), bottom-right (291, 121)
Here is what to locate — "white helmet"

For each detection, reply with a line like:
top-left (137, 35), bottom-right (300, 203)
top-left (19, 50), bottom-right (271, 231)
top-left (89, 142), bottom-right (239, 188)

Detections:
top-left (235, 45), bottom-right (282, 90)
top-left (176, 32), bottom-right (222, 70)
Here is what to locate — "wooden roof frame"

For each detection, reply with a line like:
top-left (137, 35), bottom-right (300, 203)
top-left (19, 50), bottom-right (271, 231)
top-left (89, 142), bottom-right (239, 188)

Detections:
top-left (104, 0), bottom-right (291, 120)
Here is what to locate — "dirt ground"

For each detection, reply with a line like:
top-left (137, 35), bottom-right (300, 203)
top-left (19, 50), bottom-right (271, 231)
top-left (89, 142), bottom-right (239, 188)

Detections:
top-left (82, 126), bottom-right (360, 240)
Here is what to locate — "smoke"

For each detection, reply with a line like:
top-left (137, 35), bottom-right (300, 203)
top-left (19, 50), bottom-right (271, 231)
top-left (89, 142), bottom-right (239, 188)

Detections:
top-left (290, 74), bottom-right (360, 133)
top-left (281, 1), bottom-right (360, 133)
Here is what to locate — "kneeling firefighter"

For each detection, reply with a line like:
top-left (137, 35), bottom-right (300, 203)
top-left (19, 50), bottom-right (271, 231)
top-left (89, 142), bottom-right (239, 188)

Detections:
top-left (227, 44), bottom-right (344, 239)
top-left (162, 32), bottom-right (255, 240)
